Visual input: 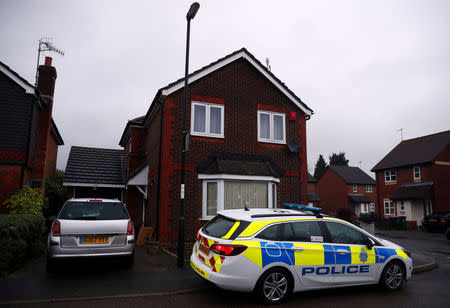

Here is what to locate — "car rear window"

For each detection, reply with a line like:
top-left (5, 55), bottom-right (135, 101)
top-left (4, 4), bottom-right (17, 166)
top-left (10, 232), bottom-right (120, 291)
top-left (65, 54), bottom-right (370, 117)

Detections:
top-left (202, 215), bottom-right (236, 238)
top-left (58, 201), bottom-right (129, 220)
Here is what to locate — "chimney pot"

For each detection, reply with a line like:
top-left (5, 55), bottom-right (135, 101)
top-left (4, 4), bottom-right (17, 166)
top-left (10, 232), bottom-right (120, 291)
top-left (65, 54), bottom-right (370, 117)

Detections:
top-left (44, 57), bottom-right (53, 66)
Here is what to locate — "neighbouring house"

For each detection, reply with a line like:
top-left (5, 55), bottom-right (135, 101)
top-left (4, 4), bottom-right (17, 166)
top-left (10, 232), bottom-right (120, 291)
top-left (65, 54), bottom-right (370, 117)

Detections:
top-left (307, 172), bottom-right (320, 207)
top-left (316, 165), bottom-right (377, 216)
top-left (119, 48), bottom-right (313, 246)
top-left (371, 130), bottom-right (450, 228)
top-left (63, 146), bottom-right (125, 201)
top-left (0, 57), bottom-right (64, 211)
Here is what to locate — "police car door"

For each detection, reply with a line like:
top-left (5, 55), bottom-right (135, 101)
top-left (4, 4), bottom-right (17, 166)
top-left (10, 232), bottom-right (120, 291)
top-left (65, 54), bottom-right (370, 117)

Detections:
top-left (324, 221), bottom-right (378, 284)
top-left (286, 220), bottom-right (336, 288)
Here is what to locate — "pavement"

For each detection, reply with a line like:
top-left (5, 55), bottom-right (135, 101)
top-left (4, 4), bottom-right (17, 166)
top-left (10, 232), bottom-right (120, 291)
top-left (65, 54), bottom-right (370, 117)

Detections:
top-left (0, 231), bottom-right (440, 306)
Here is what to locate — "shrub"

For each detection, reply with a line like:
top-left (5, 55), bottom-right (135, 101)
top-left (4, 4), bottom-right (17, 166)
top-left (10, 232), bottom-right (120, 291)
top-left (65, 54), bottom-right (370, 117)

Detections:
top-left (359, 213), bottom-right (378, 223)
top-left (44, 170), bottom-right (69, 218)
top-left (336, 207), bottom-right (356, 222)
top-left (0, 214), bottom-right (47, 275)
top-left (5, 186), bottom-right (46, 215)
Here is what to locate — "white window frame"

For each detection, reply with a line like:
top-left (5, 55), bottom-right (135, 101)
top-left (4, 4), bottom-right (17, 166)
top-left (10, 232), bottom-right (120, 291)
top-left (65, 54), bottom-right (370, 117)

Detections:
top-left (200, 175), bottom-right (278, 220)
top-left (353, 185), bottom-right (357, 192)
top-left (190, 101), bottom-right (224, 138)
top-left (413, 166), bottom-right (421, 180)
top-left (369, 203), bottom-right (375, 212)
top-left (399, 201), bottom-right (406, 212)
top-left (257, 110), bottom-right (286, 144)
top-left (384, 201), bottom-right (395, 216)
top-left (384, 169), bottom-right (397, 183)
top-left (366, 185), bottom-right (372, 193)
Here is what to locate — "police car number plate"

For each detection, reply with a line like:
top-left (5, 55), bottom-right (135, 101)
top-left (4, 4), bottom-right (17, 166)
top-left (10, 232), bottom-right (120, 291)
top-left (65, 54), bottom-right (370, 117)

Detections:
top-left (199, 244), bottom-right (210, 255)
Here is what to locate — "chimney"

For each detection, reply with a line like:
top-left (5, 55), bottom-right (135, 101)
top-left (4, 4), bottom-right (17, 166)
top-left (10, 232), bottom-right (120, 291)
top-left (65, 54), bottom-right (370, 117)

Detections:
top-left (37, 56), bottom-right (57, 110)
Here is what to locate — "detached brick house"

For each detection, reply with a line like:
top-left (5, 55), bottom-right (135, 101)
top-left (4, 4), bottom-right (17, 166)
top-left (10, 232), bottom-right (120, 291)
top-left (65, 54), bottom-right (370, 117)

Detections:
top-left (0, 57), bottom-right (63, 211)
top-left (119, 48), bottom-right (313, 245)
top-left (316, 166), bottom-right (377, 216)
top-left (371, 130), bottom-right (450, 228)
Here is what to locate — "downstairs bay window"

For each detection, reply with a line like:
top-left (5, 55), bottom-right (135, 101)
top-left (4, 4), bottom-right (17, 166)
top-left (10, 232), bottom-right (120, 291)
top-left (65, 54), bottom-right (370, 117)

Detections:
top-left (200, 175), bottom-right (279, 220)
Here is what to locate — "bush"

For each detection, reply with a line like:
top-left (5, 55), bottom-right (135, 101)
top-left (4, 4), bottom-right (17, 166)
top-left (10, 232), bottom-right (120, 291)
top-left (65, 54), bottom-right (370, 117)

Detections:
top-left (5, 186), bottom-right (46, 215)
top-left (44, 170), bottom-right (68, 218)
top-left (0, 214), bottom-right (47, 275)
top-left (359, 213), bottom-right (378, 223)
top-left (336, 207), bottom-right (356, 222)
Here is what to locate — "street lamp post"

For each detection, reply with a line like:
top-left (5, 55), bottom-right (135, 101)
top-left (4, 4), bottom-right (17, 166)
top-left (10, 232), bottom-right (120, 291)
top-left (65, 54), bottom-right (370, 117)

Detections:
top-left (178, 2), bottom-right (200, 268)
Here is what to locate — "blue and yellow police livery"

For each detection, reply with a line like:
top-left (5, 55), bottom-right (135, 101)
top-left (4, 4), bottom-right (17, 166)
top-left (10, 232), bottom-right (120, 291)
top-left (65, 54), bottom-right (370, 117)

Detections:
top-left (190, 206), bottom-right (413, 304)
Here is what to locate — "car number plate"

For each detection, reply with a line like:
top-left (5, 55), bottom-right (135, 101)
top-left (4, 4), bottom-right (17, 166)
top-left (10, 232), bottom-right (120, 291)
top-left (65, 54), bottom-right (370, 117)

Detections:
top-left (191, 260), bottom-right (209, 279)
top-left (429, 219), bottom-right (437, 222)
top-left (80, 236), bottom-right (109, 244)
top-left (199, 244), bottom-right (210, 255)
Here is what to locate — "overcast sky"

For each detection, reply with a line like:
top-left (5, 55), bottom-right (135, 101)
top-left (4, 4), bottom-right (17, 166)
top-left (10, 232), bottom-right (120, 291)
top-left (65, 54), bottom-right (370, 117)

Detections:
top-left (1, 0), bottom-right (449, 177)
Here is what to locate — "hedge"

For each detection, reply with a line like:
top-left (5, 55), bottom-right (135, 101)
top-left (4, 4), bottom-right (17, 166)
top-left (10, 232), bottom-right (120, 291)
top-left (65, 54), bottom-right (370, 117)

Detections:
top-left (0, 214), bottom-right (47, 275)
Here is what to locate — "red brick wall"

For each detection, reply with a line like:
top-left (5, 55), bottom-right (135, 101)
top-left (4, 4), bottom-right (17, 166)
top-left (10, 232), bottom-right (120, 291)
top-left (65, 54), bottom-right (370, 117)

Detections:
top-left (346, 183), bottom-right (377, 208)
top-left (44, 133), bottom-right (58, 181)
top-left (432, 144), bottom-right (450, 212)
top-left (316, 169), bottom-right (348, 214)
top-left (153, 59), bottom-right (308, 245)
top-left (0, 165), bottom-right (22, 212)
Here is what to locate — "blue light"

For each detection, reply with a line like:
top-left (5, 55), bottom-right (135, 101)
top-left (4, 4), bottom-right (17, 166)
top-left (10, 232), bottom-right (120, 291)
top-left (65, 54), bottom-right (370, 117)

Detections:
top-left (282, 203), bottom-right (322, 213)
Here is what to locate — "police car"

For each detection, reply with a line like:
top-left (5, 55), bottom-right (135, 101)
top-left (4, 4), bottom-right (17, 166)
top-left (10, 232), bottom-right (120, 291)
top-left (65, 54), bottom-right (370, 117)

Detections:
top-left (190, 204), bottom-right (412, 304)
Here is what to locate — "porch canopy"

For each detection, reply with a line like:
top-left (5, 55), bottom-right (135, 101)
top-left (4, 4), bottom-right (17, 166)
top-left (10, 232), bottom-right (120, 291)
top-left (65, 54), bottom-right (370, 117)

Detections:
top-left (348, 194), bottom-right (371, 203)
top-left (390, 182), bottom-right (433, 201)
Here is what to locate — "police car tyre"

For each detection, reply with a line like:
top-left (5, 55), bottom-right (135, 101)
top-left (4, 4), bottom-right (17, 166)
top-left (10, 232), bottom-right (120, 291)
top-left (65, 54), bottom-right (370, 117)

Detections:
top-left (256, 267), bottom-right (293, 304)
top-left (380, 260), bottom-right (405, 291)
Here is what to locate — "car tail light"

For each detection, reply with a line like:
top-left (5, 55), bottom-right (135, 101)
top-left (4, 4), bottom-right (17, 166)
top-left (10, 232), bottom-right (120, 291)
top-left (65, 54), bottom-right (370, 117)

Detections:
top-left (51, 220), bottom-right (60, 236)
top-left (440, 217), bottom-right (447, 224)
top-left (89, 199), bottom-right (102, 202)
top-left (127, 220), bottom-right (134, 235)
top-left (210, 244), bottom-right (247, 256)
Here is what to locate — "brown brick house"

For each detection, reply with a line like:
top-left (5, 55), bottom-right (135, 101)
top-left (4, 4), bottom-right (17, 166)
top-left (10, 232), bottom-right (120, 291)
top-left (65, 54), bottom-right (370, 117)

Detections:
top-left (371, 130), bottom-right (450, 228)
top-left (316, 166), bottom-right (377, 216)
top-left (0, 57), bottom-right (63, 211)
top-left (119, 48), bottom-right (313, 245)
top-left (307, 172), bottom-right (320, 207)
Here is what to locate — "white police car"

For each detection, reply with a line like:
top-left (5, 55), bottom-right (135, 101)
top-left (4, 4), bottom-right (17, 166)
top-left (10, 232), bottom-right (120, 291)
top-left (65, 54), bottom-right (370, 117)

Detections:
top-left (190, 205), bottom-right (412, 304)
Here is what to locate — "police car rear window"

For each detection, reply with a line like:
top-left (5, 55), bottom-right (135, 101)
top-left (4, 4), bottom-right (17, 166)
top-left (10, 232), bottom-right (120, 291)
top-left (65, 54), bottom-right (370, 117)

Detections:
top-left (202, 215), bottom-right (236, 238)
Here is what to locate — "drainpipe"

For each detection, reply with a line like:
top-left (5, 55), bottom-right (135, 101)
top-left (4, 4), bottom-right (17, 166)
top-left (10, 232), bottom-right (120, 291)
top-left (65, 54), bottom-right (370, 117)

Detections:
top-left (155, 100), bottom-right (164, 240)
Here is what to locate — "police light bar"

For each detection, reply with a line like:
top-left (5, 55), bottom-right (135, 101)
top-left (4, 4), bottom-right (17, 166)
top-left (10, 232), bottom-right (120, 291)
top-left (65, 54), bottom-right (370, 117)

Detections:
top-left (282, 203), bottom-right (323, 218)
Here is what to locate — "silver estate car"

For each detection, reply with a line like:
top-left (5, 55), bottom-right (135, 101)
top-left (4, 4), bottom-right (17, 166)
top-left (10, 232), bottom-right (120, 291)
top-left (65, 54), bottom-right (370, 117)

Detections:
top-left (47, 198), bottom-right (135, 270)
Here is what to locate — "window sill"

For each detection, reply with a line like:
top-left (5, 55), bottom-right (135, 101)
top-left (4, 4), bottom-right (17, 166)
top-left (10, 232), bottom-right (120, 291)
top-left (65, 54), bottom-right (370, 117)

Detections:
top-left (385, 181), bottom-right (397, 185)
top-left (191, 136), bottom-right (225, 143)
top-left (258, 142), bottom-right (287, 149)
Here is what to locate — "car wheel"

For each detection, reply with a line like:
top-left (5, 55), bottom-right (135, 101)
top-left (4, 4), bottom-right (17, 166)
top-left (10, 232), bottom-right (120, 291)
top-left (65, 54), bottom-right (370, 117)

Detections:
top-left (380, 261), bottom-right (405, 291)
top-left (256, 268), bottom-right (292, 304)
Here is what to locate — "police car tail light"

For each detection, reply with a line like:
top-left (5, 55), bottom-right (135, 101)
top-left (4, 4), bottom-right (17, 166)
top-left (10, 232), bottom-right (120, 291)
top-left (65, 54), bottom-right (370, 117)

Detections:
top-left (210, 244), bottom-right (247, 256)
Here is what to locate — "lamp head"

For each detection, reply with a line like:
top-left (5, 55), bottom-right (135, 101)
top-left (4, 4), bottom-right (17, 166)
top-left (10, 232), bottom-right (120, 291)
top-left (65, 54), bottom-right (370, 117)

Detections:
top-left (187, 2), bottom-right (200, 20)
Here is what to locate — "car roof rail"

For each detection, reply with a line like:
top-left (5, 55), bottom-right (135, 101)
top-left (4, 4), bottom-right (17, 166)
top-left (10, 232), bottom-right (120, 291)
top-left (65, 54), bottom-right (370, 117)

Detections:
top-left (282, 203), bottom-right (323, 218)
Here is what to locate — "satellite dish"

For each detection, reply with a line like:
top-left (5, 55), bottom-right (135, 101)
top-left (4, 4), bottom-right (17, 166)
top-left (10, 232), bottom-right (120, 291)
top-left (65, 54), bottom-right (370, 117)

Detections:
top-left (288, 141), bottom-right (300, 153)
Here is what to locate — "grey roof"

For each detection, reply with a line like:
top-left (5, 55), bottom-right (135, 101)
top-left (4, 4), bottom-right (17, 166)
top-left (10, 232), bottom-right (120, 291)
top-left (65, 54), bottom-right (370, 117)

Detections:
top-left (348, 194), bottom-right (372, 203)
top-left (330, 165), bottom-right (376, 185)
top-left (372, 130), bottom-right (450, 172)
top-left (196, 152), bottom-right (284, 178)
top-left (308, 172), bottom-right (317, 183)
top-left (390, 183), bottom-right (433, 201)
top-left (64, 146), bottom-right (125, 186)
top-left (307, 192), bottom-right (320, 202)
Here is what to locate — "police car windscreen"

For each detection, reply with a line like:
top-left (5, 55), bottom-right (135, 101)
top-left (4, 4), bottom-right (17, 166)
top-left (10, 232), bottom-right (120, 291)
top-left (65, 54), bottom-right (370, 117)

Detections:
top-left (202, 215), bottom-right (236, 238)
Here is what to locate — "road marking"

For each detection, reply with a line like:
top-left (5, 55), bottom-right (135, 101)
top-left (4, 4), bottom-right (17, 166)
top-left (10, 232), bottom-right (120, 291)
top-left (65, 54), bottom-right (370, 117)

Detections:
top-left (0, 287), bottom-right (210, 306)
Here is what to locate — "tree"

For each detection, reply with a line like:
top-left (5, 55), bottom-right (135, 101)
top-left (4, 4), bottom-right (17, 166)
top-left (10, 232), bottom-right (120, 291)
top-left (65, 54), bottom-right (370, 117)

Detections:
top-left (44, 170), bottom-right (68, 217)
top-left (329, 152), bottom-right (349, 166)
top-left (313, 154), bottom-right (327, 179)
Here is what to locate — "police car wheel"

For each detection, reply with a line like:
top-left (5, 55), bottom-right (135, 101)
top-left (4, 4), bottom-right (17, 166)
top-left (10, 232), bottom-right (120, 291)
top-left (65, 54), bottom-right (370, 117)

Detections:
top-left (380, 261), bottom-right (405, 291)
top-left (257, 268), bottom-right (292, 304)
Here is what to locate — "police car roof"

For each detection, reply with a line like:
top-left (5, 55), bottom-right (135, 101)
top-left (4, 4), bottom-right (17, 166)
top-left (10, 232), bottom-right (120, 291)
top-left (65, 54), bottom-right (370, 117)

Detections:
top-left (218, 208), bottom-right (316, 222)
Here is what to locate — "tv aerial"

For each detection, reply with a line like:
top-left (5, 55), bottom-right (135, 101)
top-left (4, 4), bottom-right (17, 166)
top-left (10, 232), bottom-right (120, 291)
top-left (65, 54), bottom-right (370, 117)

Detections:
top-left (35, 37), bottom-right (65, 86)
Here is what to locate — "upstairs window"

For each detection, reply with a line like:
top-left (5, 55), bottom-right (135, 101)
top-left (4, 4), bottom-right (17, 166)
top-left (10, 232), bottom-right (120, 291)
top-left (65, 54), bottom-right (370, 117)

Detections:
top-left (353, 185), bottom-right (358, 192)
top-left (257, 111), bottom-right (286, 144)
top-left (366, 185), bottom-right (373, 193)
top-left (191, 101), bottom-right (224, 138)
top-left (413, 166), bottom-right (421, 180)
top-left (384, 169), bottom-right (396, 183)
